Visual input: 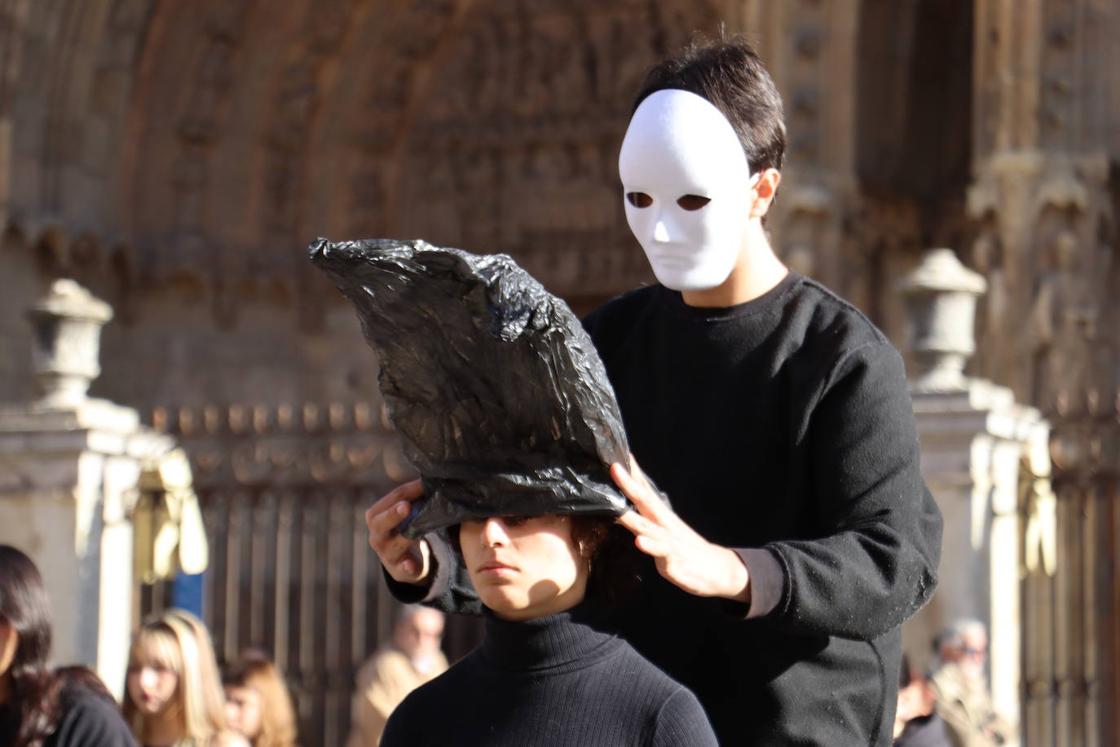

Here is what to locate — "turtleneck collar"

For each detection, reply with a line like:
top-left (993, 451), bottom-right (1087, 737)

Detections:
top-left (479, 601), bottom-right (621, 673)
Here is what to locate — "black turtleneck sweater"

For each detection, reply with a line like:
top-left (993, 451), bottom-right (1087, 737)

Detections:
top-left (380, 605), bottom-right (716, 746)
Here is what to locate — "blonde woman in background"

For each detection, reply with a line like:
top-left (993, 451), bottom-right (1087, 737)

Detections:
top-left (123, 609), bottom-right (248, 747)
top-left (221, 650), bottom-right (297, 747)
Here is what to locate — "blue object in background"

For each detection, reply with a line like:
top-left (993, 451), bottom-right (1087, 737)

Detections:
top-left (171, 571), bottom-right (204, 618)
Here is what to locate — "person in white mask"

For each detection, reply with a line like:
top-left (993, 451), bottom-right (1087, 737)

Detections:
top-left (617, 86), bottom-right (781, 303)
top-left (365, 35), bottom-right (942, 747)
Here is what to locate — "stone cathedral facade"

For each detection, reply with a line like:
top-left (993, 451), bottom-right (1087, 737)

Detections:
top-left (0, 2), bottom-right (1117, 745)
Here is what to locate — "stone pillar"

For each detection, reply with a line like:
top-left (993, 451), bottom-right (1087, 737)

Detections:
top-left (904, 249), bottom-right (1050, 744)
top-left (721, 0), bottom-right (862, 299)
top-left (967, 6), bottom-right (1117, 742)
top-left (966, 0), bottom-right (1117, 424)
top-left (0, 280), bottom-right (176, 698)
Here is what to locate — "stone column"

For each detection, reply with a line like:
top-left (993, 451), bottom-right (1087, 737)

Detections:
top-left (903, 249), bottom-right (1049, 743)
top-left (967, 6), bottom-right (1117, 743)
top-left (0, 280), bottom-right (175, 698)
top-left (721, 0), bottom-right (862, 297)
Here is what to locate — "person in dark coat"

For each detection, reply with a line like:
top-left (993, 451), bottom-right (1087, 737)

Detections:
top-left (0, 544), bottom-right (137, 747)
top-left (365, 34), bottom-right (942, 745)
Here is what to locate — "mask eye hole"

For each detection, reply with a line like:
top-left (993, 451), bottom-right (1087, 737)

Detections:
top-left (676, 194), bottom-right (710, 211)
top-left (626, 192), bottom-right (653, 208)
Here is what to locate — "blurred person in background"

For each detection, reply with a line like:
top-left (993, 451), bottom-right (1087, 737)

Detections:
top-left (221, 650), bottom-right (296, 747)
top-left (0, 544), bottom-right (137, 746)
top-left (929, 619), bottom-right (1010, 747)
top-left (123, 609), bottom-right (247, 747)
top-left (346, 605), bottom-right (447, 747)
top-left (894, 654), bottom-right (950, 746)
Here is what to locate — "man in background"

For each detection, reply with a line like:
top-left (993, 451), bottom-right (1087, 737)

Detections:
top-left (930, 619), bottom-right (1011, 747)
top-left (346, 605), bottom-right (447, 747)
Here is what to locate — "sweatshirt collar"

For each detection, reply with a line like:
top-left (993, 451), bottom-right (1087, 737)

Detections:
top-left (658, 271), bottom-right (802, 323)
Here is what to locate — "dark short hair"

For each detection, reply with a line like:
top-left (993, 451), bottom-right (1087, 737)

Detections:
top-left (634, 34), bottom-right (787, 175)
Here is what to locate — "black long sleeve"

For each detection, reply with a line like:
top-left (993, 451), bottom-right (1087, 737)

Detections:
top-left (383, 526), bottom-right (482, 615)
top-left (764, 339), bottom-right (940, 638)
top-left (45, 685), bottom-right (138, 747)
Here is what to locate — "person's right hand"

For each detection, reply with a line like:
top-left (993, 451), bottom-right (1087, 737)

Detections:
top-left (365, 479), bottom-right (432, 585)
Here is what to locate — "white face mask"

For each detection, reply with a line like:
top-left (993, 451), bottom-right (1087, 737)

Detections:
top-left (618, 89), bottom-right (757, 292)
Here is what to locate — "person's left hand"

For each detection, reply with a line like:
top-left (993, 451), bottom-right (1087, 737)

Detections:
top-left (612, 458), bottom-right (750, 602)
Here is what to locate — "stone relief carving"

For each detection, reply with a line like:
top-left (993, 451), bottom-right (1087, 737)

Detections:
top-left (968, 215), bottom-right (1008, 383)
top-left (1027, 229), bottom-right (1093, 409)
top-left (1039, 0), bottom-right (1077, 149)
top-left (1023, 168), bottom-right (1114, 417)
top-left (371, 0), bottom-right (717, 300)
top-left (967, 155), bottom-right (1115, 421)
top-left (150, 401), bottom-right (397, 490)
top-left (345, 1), bottom-right (460, 241)
top-left (774, 184), bottom-right (833, 279)
top-left (784, 0), bottom-right (826, 166)
top-left (262, 2), bottom-right (356, 241)
top-left (261, 0), bottom-right (378, 333)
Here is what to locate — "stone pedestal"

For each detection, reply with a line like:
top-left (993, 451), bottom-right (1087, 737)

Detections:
top-left (899, 248), bottom-right (1050, 744)
top-left (0, 280), bottom-right (184, 698)
top-left (0, 398), bottom-right (174, 698)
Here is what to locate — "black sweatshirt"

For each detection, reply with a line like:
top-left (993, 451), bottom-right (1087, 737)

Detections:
top-left (394, 273), bottom-right (942, 745)
top-left (44, 683), bottom-right (137, 747)
top-left (584, 274), bottom-right (942, 744)
top-left (380, 604), bottom-right (717, 746)
top-left (0, 680), bottom-right (139, 747)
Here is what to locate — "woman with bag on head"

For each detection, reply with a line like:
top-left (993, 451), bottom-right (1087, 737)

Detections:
top-left (381, 508), bottom-right (716, 747)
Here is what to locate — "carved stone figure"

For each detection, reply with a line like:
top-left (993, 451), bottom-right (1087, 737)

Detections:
top-left (1028, 228), bottom-right (1094, 409)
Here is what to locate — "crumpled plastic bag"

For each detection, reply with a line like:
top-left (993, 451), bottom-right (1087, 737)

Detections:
top-left (309, 237), bottom-right (630, 537)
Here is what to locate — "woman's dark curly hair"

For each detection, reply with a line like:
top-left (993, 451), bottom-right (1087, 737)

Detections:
top-left (0, 545), bottom-right (110, 747)
top-left (569, 516), bottom-right (641, 605)
top-left (0, 544), bottom-right (56, 746)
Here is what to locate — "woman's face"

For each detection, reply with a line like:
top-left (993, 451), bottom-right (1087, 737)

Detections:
top-left (459, 515), bottom-right (588, 621)
top-left (127, 658), bottom-right (179, 716)
top-left (224, 685), bottom-right (263, 739)
top-left (0, 620), bottom-right (18, 680)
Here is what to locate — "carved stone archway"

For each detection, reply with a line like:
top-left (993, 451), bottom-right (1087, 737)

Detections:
top-left (3, 3), bottom-right (1119, 745)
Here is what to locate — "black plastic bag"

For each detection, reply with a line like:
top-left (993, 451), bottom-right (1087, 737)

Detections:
top-left (309, 238), bottom-right (630, 537)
